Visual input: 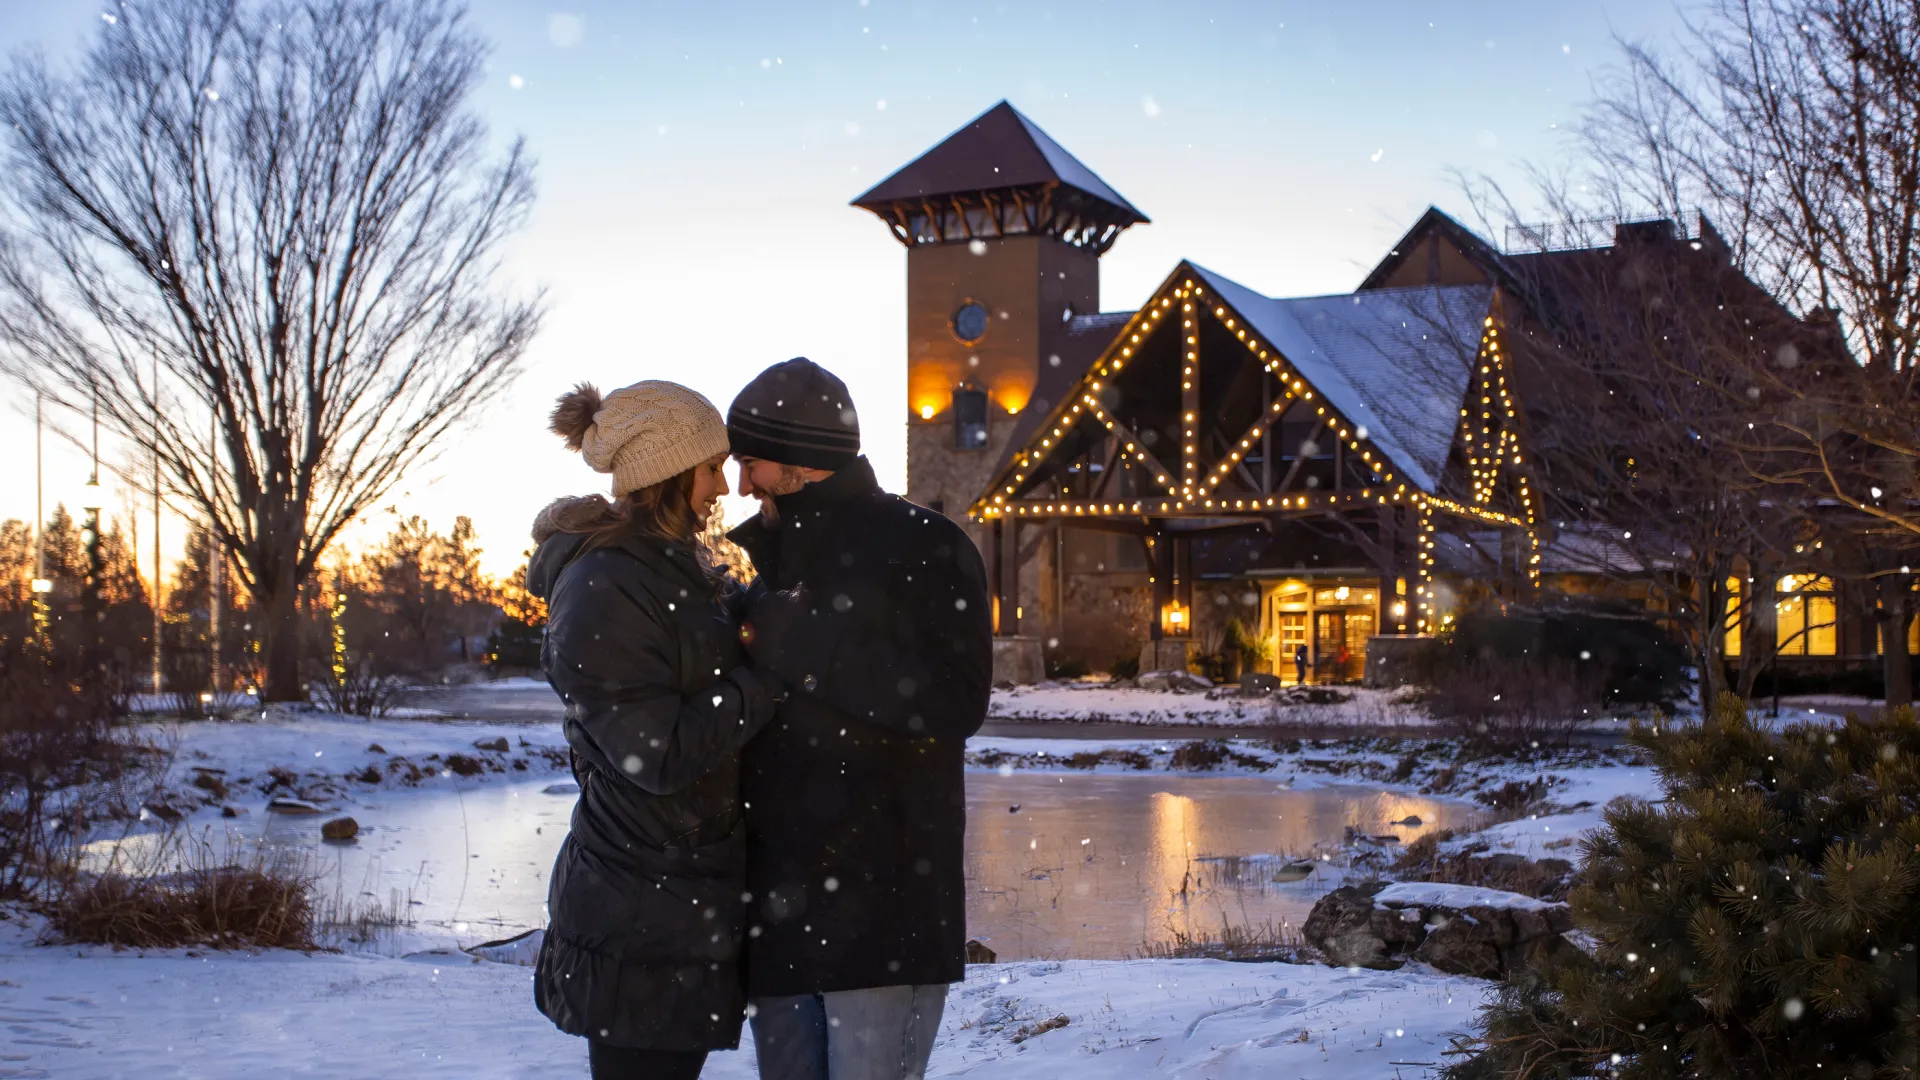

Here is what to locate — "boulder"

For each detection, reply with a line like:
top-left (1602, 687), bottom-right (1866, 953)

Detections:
top-left (321, 816), bottom-right (359, 841)
top-left (266, 796), bottom-right (324, 815)
top-left (1303, 880), bottom-right (1577, 979)
top-left (964, 939), bottom-right (997, 964)
top-left (1301, 882), bottom-right (1422, 969)
top-left (472, 736), bottom-right (510, 753)
top-left (1137, 670), bottom-right (1214, 692)
top-left (1239, 672), bottom-right (1282, 697)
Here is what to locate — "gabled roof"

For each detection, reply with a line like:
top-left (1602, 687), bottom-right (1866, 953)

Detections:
top-left (1187, 264), bottom-right (1492, 492)
top-left (852, 101), bottom-right (1147, 224)
top-left (1357, 206), bottom-right (1512, 292)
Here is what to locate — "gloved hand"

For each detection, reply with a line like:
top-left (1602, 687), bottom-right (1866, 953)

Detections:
top-left (742, 586), bottom-right (827, 692)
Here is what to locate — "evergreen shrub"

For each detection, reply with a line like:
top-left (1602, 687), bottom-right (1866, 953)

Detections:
top-left (1442, 696), bottom-right (1920, 1079)
top-left (1431, 598), bottom-right (1690, 707)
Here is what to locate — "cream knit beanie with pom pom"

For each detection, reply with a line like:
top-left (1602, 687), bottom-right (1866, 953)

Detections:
top-left (549, 380), bottom-right (730, 497)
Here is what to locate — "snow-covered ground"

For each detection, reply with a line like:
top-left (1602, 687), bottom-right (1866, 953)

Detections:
top-left (150, 712), bottom-right (572, 784)
top-left (1459, 753), bottom-right (1656, 861)
top-left (0, 910), bottom-right (1489, 1079)
top-left (131, 711), bottom-right (574, 819)
top-left (4, 706), bottom-right (1673, 1079)
top-left (988, 683), bottom-right (1440, 727)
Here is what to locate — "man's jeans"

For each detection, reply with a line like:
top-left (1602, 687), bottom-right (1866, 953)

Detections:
top-left (749, 985), bottom-right (945, 1080)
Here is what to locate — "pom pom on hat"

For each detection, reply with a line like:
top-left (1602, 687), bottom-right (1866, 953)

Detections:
top-left (548, 380), bottom-right (729, 497)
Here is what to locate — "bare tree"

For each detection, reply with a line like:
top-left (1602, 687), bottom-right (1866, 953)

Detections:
top-left (0, 0), bottom-right (541, 699)
top-left (1508, 224), bottom-right (1793, 704)
top-left (1460, 0), bottom-right (1920, 703)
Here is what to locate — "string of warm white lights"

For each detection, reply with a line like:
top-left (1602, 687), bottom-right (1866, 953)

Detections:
top-left (982, 277), bottom-right (1406, 516)
top-left (969, 285), bottom-right (1545, 634)
top-left (992, 288), bottom-right (1179, 499)
top-left (1194, 300), bottom-right (1395, 498)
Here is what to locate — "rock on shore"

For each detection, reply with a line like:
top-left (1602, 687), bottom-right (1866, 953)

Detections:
top-left (1303, 879), bottom-right (1580, 979)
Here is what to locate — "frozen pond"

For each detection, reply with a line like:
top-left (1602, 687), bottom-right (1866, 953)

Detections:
top-left (98, 772), bottom-right (1482, 961)
top-left (966, 773), bottom-right (1479, 960)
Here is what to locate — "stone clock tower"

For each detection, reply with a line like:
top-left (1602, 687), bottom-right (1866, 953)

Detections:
top-left (852, 101), bottom-right (1147, 588)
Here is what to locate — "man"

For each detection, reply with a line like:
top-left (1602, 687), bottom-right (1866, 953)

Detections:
top-left (1293, 642), bottom-right (1309, 687)
top-left (725, 357), bottom-right (992, 1080)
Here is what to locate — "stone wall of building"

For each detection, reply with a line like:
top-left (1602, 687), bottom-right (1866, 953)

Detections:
top-left (1056, 570), bottom-right (1152, 673)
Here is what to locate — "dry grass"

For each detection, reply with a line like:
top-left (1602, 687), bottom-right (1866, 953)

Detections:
top-left (48, 864), bottom-right (316, 950)
top-left (1136, 917), bottom-right (1311, 962)
top-left (43, 829), bottom-right (317, 950)
top-left (1061, 748), bottom-right (1153, 770)
top-left (1169, 740), bottom-right (1269, 771)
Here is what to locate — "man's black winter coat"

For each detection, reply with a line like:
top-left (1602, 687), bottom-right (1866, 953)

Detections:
top-left (526, 521), bottom-right (782, 1051)
top-left (728, 457), bottom-right (992, 997)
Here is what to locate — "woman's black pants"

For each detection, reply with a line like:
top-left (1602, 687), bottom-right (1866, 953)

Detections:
top-left (587, 1041), bottom-right (708, 1079)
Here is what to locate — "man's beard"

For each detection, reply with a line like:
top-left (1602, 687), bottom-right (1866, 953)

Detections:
top-left (757, 464), bottom-right (812, 524)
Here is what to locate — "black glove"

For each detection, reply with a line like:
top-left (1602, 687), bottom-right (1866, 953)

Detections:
top-left (742, 586), bottom-right (828, 692)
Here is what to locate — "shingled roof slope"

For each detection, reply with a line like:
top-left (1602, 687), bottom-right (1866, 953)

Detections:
top-left (852, 101), bottom-right (1147, 223)
top-left (1189, 265), bottom-right (1492, 492)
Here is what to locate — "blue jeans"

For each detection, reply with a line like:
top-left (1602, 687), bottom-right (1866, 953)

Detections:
top-left (749, 985), bottom-right (945, 1080)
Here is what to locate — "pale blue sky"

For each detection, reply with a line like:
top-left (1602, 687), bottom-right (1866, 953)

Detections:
top-left (0, 0), bottom-right (1685, 576)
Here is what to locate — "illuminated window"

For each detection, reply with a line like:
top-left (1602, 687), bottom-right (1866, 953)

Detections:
top-left (953, 386), bottom-right (989, 450)
top-left (1776, 574), bottom-right (1836, 656)
top-left (1724, 576), bottom-right (1741, 657)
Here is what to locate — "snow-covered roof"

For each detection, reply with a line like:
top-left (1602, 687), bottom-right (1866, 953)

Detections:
top-left (1189, 264), bottom-right (1491, 493)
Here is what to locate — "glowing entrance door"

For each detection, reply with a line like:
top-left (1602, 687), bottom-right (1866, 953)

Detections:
top-left (1314, 611), bottom-right (1346, 683)
top-left (1278, 613), bottom-right (1308, 685)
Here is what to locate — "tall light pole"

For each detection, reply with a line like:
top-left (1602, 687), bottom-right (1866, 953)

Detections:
top-left (81, 393), bottom-right (104, 674)
top-left (208, 410), bottom-right (222, 705)
top-left (152, 353), bottom-right (163, 696)
top-left (30, 394), bottom-right (51, 648)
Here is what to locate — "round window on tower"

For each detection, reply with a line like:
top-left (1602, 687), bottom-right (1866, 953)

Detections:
top-left (951, 301), bottom-right (989, 345)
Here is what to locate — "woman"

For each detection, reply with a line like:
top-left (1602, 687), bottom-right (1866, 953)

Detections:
top-left (527, 379), bottom-right (784, 1079)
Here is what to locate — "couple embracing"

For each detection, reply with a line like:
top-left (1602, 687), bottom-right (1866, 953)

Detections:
top-left (523, 358), bottom-right (993, 1080)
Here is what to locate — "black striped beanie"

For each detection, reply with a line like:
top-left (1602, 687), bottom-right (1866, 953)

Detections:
top-left (726, 357), bottom-right (861, 471)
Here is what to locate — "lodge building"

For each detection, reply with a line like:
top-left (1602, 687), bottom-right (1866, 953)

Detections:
top-left (853, 102), bottom-right (1896, 689)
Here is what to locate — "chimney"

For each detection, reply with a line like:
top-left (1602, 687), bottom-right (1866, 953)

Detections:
top-left (1613, 218), bottom-right (1677, 246)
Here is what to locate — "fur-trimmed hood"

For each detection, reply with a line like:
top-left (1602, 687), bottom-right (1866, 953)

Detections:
top-left (530, 494), bottom-right (620, 544)
top-left (525, 496), bottom-right (619, 601)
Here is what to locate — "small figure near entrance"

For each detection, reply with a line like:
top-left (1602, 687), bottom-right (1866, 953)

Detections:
top-left (1293, 643), bottom-right (1309, 687)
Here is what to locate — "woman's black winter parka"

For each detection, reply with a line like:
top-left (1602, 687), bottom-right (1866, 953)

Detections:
top-left (526, 512), bottom-right (781, 1051)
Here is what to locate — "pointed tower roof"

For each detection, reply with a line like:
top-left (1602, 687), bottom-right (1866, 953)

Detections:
top-left (853, 102), bottom-right (1146, 253)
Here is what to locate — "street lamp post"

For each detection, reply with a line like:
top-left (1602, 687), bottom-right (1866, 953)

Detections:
top-left (32, 393), bottom-right (49, 651)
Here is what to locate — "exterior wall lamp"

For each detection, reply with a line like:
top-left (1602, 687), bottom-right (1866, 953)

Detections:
top-left (1162, 600), bottom-right (1189, 637)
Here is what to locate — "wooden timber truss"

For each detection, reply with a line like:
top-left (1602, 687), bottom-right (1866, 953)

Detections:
top-left (969, 262), bottom-right (1546, 634)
